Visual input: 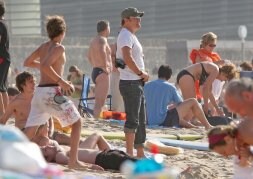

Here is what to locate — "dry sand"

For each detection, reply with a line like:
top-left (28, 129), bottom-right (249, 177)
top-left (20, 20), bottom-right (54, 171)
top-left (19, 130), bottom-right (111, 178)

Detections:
top-left (57, 117), bottom-right (234, 179)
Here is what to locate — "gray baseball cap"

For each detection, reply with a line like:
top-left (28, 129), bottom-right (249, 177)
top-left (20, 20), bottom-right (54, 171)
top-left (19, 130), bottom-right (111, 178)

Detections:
top-left (121, 7), bottom-right (144, 19)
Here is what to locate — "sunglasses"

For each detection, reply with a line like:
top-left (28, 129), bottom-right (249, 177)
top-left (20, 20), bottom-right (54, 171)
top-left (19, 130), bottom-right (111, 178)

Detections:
top-left (208, 44), bottom-right (216, 47)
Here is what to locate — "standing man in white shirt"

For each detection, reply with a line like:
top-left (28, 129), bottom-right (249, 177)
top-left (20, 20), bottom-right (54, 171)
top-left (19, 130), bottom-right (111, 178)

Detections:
top-left (116, 7), bottom-right (149, 158)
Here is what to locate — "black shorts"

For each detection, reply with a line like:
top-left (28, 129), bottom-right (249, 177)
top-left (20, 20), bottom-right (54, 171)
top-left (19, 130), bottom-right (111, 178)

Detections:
top-left (207, 116), bottom-right (233, 126)
top-left (0, 59), bottom-right (10, 92)
top-left (160, 108), bottom-right (180, 127)
top-left (95, 149), bottom-right (137, 170)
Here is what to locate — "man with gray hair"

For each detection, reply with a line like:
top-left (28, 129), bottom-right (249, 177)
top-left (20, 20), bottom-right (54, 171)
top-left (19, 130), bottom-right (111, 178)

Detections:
top-left (224, 78), bottom-right (253, 118)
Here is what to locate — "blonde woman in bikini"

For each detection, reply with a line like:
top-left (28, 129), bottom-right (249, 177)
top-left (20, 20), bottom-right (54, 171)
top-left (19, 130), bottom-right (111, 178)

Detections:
top-left (177, 62), bottom-right (236, 115)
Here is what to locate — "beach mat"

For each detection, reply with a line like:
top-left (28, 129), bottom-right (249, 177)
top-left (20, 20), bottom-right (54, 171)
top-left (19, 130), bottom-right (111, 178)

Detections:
top-left (207, 116), bottom-right (233, 126)
top-left (81, 130), bottom-right (203, 141)
top-left (154, 138), bottom-right (209, 151)
top-left (145, 139), bottom-right (184, 155)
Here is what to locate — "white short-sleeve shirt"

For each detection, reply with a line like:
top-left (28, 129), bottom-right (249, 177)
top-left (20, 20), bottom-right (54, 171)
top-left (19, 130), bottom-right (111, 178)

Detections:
top-left (116, 28), bottom-right (145, 80)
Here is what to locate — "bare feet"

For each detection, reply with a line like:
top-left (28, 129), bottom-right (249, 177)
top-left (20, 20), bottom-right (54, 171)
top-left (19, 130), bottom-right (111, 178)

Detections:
top-left (137, 148), bottom-right (145, 158)
top-left (89, 164), bottom-right (104, 171)
top-left (68, 160), bottom-right (90, 170)
top-left (68, 160), bottom-right (104, 171)
top-left (205, 125), bottom-right (213, 130)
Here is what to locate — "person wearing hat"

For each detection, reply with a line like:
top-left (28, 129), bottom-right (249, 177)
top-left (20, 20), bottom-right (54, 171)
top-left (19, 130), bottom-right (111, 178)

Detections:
top-left (116, 7), bottom-right (149, 158)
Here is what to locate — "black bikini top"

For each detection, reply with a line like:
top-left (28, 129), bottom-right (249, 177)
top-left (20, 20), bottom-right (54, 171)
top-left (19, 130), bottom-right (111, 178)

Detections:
top-left (199, 63), bottom-right (209, 85)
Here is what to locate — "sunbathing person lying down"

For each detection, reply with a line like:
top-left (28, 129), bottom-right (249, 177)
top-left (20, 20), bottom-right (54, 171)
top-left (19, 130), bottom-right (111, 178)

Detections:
top-left (36, 121), bottom-right (138, 171)
top-left (41, 143), bottom-right (137, 171)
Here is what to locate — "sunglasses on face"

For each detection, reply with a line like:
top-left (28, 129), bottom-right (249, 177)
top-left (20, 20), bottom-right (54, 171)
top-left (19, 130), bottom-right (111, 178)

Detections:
top-left (208, 44), bottom-right (216, 47)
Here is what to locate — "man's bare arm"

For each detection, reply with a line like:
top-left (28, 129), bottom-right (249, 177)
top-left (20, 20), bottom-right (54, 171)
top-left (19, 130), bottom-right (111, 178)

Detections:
top-left (48, 117), bottom-right (54, 137)
top-left (87, 45), bottom-right (92, 64)
top-left (202, 66), bottom-right (219, 114)
top-left (98, 38), bottom-right (107, 67)
top-left (23, 46), bottom-right (41, 69)
top-left (0, 101), bottom-right (15, 125)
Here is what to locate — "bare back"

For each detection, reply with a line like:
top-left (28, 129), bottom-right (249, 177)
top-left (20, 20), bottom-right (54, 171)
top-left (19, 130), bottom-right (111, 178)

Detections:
top-left (38, 41), bottom-right (66, 85)
top-left (88, 36), bottom-right (112, 73)
top-left (186, 62), bottom-right (219, 83)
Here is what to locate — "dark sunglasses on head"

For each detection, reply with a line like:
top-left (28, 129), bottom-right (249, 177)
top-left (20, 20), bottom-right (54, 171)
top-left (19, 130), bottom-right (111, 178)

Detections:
top-left (208, 44), bottom-right (216, 47)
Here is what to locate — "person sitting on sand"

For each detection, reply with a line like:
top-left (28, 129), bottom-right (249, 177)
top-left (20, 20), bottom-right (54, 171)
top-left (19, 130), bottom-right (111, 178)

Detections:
top-left (0, 71), bottom-right (111, 150)
top-left (207, 123), bottom-right (253, 179)
top-left (144, 65), bottom-right (212, 129)
top-left (177, 62), bottom-right (237, 116)
top-left (0, 71), bottom-right (35, 130)
top-left (67, 65), bottom-right (83, 98)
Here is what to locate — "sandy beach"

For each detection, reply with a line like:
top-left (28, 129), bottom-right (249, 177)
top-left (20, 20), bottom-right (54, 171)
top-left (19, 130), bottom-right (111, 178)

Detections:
top-left (55, 117), bottom-right (234, 179)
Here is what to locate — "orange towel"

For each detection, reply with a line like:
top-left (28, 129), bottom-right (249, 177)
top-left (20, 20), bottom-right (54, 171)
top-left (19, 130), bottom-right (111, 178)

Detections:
top-left (189, 48), bottom-right (221, 100)
top-left (102, 111), bottom-right (126, 120)
top-left (190, 48), bottom-right (221, 64)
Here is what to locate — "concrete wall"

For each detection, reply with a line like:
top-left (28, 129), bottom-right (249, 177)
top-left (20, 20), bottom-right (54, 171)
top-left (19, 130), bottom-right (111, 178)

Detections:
top-left (9, 36), bottom-right (253, 82)
top-left (6, 0), bottom-right (41, 36)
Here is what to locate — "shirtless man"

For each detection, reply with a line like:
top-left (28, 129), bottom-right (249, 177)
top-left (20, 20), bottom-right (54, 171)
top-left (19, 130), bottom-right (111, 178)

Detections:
top-left (87, 20), bottom-right (112, 118)
top-left (23, 15), bottom-right (83, 169)
top-left (0, 71), bottom-right (112, 151)
top-left (0, 71), bottom-right (35, 129)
